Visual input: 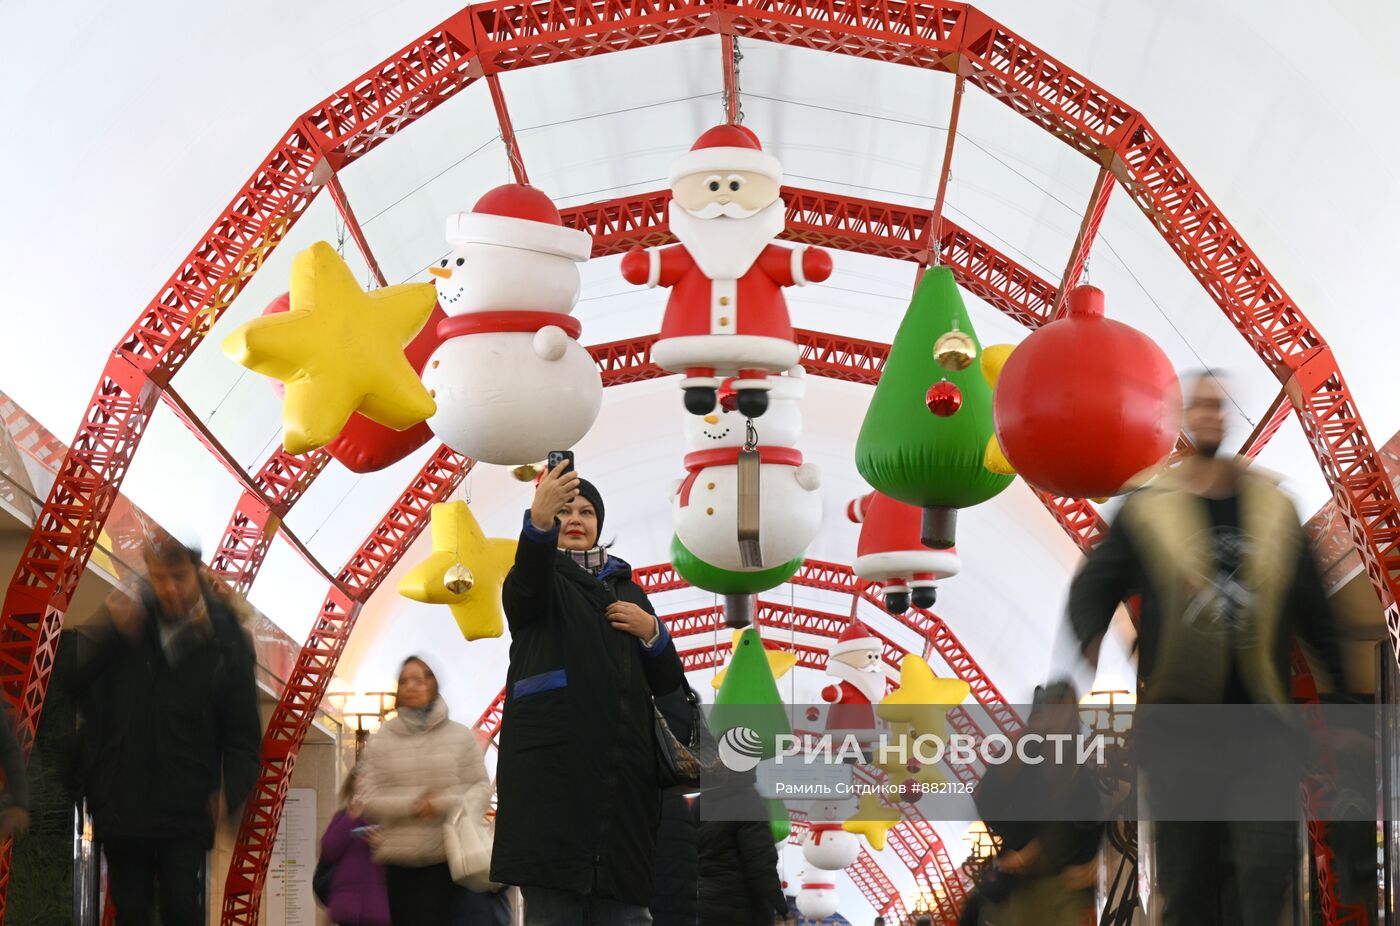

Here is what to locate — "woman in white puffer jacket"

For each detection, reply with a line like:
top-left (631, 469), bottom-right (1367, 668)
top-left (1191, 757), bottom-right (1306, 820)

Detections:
top-left (357, 656), bottom-right (492, 925)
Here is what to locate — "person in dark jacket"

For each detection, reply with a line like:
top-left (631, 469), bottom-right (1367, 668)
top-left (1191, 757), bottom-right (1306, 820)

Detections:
top-left (0, 708), bottom-right (30, 839)
top-left (1067, 371), bottom-right (1345, 926)
top-left (970, 683), bottom-right (1101, 926)
top-left (492, 462), bottom-right (686, 925)
top-left (70, 539), bottom-right (261, 926)
top-left (698, 770), bottom-right (786, 926)
top-left (650, 683), bottom-right (701, 926)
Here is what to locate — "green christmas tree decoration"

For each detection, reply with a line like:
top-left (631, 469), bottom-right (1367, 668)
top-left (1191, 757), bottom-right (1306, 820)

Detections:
top-left (709, 627), bottom-right (793, 761)
top-left (855, 266), bottom-right (1013, 547)
top-left (768, 800), bottom-right (791, 843)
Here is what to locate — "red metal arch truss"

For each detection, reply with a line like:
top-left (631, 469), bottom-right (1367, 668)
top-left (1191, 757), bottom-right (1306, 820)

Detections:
top-left (0, 1), bottom-right (1387, 923)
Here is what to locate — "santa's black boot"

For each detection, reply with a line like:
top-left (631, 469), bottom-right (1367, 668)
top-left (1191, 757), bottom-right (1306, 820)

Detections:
top-left (684, 387), bottom-right (718, 415)
top-left (736, 388), bottom-right (769, 418)
top-left (884, 591), bottom-right (911, 614)
top-left (912, 587), bottom-right (938, 609)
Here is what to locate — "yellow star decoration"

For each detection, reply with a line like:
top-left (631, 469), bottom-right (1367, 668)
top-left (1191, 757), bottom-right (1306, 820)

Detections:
top-left (398, 501), bottom-right (517, 641)
top-left (980, 343), bottom-right (1015, 389)
top-left (878, 655), bottom-right (971, 737)
top-left (874, 724), bottom-right (951, 791)
top-left (841, 791), bottom-right (902, 851)
top-left (222, 241), bottom-right (438, 454)
top-left (710, 629), bottom-right (798, 690)
top-left (981, 343), bottom-right (1018, 476)
top-left (875, 656), bottom-right (972, 789)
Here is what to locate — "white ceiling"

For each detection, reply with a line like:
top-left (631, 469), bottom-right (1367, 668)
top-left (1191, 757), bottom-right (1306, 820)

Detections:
top-left (3, 0), bottom-right (1396, 916)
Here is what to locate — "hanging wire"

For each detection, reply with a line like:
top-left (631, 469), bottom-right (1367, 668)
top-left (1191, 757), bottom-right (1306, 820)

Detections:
top-left (712, 591), bottom-right (720, 685)
top-left (789, 574), bottom-right (796, 707)
top-left (307, 473), bottom-right (366, 543)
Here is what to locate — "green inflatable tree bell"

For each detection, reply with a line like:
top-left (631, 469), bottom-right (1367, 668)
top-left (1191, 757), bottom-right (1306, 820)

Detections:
top-left (709, 627), bottom-right (792, 762)
top-left (855, 266), bottom-right (1013, 548)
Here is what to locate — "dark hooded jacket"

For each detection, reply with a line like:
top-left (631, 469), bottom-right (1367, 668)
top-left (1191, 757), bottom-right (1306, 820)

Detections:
top-left (491, 513), bottom-right (685, 905)
top-left (68, 585), bottom-right (260, 846)
top-left (698, 773), bottom-right (786, 926)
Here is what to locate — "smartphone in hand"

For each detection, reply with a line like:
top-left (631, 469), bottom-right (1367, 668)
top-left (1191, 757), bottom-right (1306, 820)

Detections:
top-left (350, 825), bottom-right (381, 839)
top-left (547, 450), bottom-right (575, 475)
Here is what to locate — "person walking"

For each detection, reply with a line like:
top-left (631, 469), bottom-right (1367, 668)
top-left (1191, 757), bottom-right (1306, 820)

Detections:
top-left (0, 708), bottom-right (30, 840)
top-left (697, 770), bottom-right (787, 926)
top-left (357, 656), bottom-right (492, 925)
top-left (491, 462), bottom-right (686, 925)
top-left (69, 538), bottom-right (261, 926)
top-left (318, 764), bottom-right (391, 926)
top-left (1067, 369), bottom-right (1345, 925)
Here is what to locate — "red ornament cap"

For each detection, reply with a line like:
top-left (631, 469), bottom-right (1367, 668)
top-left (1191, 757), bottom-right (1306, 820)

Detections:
top-left (1066, 284), bottom-right (1105, 319)
top-left (472, 183), bottom-right (565, 226)
top-left (925, 380), bottom-right (963, 417)
top-left (446, 183), bottom-right (590, 261)
top-left (690, 123), bottom-right (765, 153)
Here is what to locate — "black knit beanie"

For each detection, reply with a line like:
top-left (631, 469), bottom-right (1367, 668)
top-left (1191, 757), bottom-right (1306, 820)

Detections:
top-left (575, 479), bottom-right (605, 535)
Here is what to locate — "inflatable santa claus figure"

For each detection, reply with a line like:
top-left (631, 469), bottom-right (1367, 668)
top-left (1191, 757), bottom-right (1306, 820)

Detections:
top-left (422, 184), bottom-right (601, 464)
top-left (671, 367), bottom-right (822, 571)
top-left (820, 621), bottom-right (887, 736)
top-left (848, 491), bottom-right (961, 614)
top-left (621, 125), bottom-right (833, 418)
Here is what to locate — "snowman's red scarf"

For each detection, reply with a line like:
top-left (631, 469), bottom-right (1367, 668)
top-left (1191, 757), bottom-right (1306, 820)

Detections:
top-left (438, 311), bottom-right (582, 340)
top-left (678, 446), bottom-right (802, 506)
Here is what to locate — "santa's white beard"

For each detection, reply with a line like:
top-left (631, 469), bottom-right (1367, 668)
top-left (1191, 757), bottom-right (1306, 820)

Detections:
top-left (668, 198), bottom-right (786, 280)
top-left (827, 658), bottom-right (887, 703)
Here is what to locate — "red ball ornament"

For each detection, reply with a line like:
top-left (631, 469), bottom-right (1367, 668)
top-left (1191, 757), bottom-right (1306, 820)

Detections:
top-left (805, 706), bottom-right (822, 723)
top-left (994, 285), bottom-right (1181, 499)
top-left (924, 380), bottom-right (963, 417)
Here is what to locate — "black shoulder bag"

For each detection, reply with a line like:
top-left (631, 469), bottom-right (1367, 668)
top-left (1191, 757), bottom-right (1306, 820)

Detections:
top-left (654, 685), bottom-right (721, 791)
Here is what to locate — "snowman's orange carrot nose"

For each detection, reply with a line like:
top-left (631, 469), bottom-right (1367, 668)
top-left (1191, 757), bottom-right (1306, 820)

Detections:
top-left (428, 266), bottom-right (452, 279)
top-left (704, 415), bottom-right (719, 425)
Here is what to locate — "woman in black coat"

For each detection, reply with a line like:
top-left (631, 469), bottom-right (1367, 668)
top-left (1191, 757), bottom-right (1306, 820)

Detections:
top-left (491, 462), bottom-right (686, 924)
top-left (698, 771), bottom-right (787, 926)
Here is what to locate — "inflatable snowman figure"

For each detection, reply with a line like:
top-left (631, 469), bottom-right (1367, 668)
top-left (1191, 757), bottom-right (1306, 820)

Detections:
top-left (801, 798), bottom-right (860, 871)
top-left (422, 184), bottom-right (601, 465)
top-left (796, 866), bottom-right (841, 921)
top-left (671, 366), bottom-right (821, 571)
top-left (848, 491), bottom-right (961, 613)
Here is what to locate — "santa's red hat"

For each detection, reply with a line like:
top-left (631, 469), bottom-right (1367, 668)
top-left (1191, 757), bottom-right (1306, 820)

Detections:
top-left (445, 183), bottom-right (591, 262)
top-left (669, 124), bottom-right (783, 188)
top-left (830, 620), bottom-right (880, 657)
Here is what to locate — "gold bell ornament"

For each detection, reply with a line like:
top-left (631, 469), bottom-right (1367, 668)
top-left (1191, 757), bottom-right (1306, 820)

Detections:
top-left (933, 323), bottom-right (977, 372)
top-left (443, 563), bottom-right (475, 595)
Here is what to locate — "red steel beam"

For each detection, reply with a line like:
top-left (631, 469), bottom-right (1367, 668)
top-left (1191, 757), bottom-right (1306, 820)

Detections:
top-left (155, 388), bottom-right (346, 593)
top-left (221, 446), bottom-right (470, 923)
top-left (322, 169), bottom-right (389, 288)
top-left (559, 187), bottom-right (1109, 547)
top-left (5, 3), bottom-right (1384, 920)
top-left (916, 72), bottom-right (966, 287)
top-left (632, 558), bottom-right (1022, 737)
top-left (484, 74), bottom-right (530, 185)
top-left (1051, 164), bottom-right (1113, 318)
top-left (206, 448), bottom-right (333, 596)
top-left (1240, 386), bottom-right (1292, 462)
